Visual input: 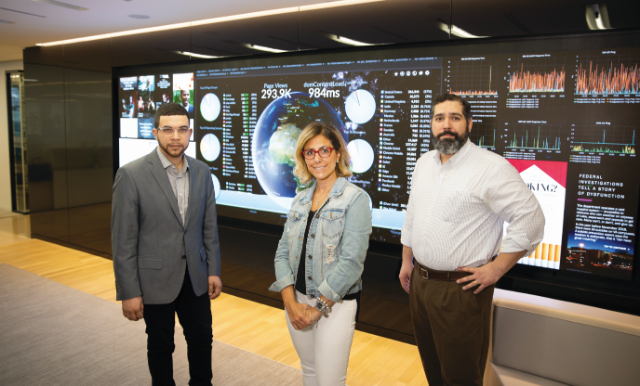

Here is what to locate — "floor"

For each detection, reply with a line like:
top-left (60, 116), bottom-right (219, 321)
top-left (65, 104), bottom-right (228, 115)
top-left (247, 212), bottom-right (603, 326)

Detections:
top-left (0, 212), bottom-right (429, 386)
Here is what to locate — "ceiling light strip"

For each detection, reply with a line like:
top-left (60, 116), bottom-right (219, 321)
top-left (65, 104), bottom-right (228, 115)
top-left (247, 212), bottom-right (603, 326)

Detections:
top-left (300, 0), bottom-right (386, 11)
top-left (327, 34), bottom-right (373, 46)
top-left (176, 51), bottom-right (223, 59)
top-left (242, 44), bottom-right (289, 53)
top-left (435, 20), bottom-right (488, 39)
top-left (190, 7), bottom-right (299, 26)
top-left (110, 22), bottom-right (192, 38)
top-left (36, 0), bottom-right (387, 47)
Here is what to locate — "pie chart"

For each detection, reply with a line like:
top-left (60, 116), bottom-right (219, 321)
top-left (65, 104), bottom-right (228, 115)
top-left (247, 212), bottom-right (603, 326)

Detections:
top-left (200, 133), bottom-right (221, 162)
top-left (211, 173), bottom-right (221, 200)
top-left (200, 93), bottom-right (221, 122)
top-left (345, 89), bottom-right (376, 124)
top-left (347, 139), bottom-right (374, 173)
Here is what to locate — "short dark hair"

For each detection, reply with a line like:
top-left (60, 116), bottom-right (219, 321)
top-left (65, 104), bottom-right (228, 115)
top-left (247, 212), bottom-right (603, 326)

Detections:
top-left (432, 94), bottom-right (472, 122)
top-left (154, 102), bottom-right (189, 128)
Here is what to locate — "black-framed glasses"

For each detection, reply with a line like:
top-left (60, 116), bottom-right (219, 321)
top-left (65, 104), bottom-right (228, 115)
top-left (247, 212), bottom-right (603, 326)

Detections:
top-left (158, 128), bottom-right (190, 136)
top-left (302, 147), bottom-right (335, 160)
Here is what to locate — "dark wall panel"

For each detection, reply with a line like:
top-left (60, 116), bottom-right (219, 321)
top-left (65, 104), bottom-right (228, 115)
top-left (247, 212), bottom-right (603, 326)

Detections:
top-left (23, 46), bottom-right (64, 67)
top-left (24, 63), bottom-right (70, 242)
top-left (62, 39), bottom-right (113, 73)
top-left (64, 68), bottom-right (113, 254)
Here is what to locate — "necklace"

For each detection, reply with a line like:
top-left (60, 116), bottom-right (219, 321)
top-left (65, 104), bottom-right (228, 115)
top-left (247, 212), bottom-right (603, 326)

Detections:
top-left (313, 189), bottom-right (329, 206)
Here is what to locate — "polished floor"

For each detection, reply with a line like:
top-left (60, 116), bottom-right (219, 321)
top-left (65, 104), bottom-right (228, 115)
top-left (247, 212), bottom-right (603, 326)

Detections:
top-left (0, 212), bottom-right (428, 386)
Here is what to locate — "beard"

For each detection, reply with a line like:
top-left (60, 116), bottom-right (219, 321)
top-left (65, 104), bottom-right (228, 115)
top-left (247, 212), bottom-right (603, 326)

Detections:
top-left (158, 140), bottom-right (188, 159)
top-left (432, 128), bottom-right (469, 155)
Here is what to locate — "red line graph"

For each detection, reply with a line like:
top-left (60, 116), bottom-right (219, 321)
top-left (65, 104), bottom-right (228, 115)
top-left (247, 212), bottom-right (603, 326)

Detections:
top-left (576, 61), bottom-right (640, 95)
top-left (509, 64), bottom-right (565, 92)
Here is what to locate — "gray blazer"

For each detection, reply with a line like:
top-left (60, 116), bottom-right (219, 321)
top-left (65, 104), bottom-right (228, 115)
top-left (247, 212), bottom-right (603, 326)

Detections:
top-left (111, 149), bottom-right (221, 305)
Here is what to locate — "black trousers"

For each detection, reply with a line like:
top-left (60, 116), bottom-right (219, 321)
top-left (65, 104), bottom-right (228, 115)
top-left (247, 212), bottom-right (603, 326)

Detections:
top-left (143, 268), bottom-right (213, 386)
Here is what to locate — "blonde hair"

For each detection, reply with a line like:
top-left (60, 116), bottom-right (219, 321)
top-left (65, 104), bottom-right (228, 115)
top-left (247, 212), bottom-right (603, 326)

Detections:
top-left (293, 122), bottom-right (352, 184)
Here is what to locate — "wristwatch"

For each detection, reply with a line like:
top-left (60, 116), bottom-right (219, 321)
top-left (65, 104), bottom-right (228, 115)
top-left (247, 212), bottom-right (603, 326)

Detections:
top-left (315, 298), bottom-right (331, 315)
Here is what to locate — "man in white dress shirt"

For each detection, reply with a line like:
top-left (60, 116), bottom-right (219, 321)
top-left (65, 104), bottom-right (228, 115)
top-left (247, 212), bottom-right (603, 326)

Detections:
top-left (399, 93), bottom-right (544, 386)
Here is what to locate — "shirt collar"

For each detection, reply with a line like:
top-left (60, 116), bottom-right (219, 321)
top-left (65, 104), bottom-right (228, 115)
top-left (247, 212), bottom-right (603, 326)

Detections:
top-left (156, 146), bottom-right (189, 171)
top-left (299, 177), bottom-right (347, 205)
top-left (433, 138), bottom-right (474, 167)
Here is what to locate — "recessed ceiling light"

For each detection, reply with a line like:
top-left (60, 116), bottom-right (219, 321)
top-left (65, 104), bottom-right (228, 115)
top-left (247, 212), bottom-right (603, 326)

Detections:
top-left (325, 34), bottom-right (375, 46)
top-left (129, 14), bottom-right (150, 20)
top-left (243, 43), bottom-right (290, 53)
top-left (32, 0), bottom-right (88, 11)
top-left (175, 51), bottom-right (224, 59)
top-left (436, 20), bottom-right (488, 38)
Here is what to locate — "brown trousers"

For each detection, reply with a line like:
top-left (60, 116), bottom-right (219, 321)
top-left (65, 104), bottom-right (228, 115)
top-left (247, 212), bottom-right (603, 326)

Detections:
top-left (409, 266), bottom-right (494, 386)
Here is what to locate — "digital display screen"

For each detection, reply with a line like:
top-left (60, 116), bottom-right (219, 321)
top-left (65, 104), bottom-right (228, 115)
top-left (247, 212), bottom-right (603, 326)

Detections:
top-left (116, 43), bottom-right (639, 280)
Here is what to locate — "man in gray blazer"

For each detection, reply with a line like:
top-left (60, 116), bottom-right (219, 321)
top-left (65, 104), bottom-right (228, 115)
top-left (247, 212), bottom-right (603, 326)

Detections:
top-left (112, 103), bottom-right (222, 386)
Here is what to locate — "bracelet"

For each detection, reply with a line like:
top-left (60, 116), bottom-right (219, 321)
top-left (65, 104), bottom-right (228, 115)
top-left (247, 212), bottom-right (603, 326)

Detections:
top-left (314, 297), bottom-right (331, 315)
top-left (307, 309), bottom-right (318, 325)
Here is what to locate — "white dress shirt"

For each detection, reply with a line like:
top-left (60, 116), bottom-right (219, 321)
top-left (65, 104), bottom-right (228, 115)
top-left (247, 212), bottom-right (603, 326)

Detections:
top-left (157, 147), bottom-right (190, 225)
top-left (401, 140), bottom-right (544, 271)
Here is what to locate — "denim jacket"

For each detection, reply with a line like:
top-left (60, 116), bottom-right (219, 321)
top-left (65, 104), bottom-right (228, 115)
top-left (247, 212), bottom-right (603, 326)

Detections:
top-left (269, 177), bottom-right (372, 303)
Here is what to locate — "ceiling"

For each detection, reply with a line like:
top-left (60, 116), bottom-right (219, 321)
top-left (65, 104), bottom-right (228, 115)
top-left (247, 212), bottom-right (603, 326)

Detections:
top-left (1, 0), bottom-right (638, 62)
top-left (0, 0), bottom-right (330, 61)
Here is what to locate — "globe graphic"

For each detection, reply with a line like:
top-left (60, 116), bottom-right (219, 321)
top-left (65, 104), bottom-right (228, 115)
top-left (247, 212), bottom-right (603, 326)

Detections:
top-left (252, 92), bottom-right (347, 209)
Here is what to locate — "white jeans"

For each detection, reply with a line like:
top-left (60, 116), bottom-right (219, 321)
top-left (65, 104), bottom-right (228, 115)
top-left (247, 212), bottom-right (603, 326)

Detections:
top-left (286, 290), bottom-right (358, 386)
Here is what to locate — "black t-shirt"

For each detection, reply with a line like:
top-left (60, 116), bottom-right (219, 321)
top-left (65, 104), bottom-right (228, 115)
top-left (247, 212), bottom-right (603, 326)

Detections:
top-left (295, 210), bottom-right (315, 295)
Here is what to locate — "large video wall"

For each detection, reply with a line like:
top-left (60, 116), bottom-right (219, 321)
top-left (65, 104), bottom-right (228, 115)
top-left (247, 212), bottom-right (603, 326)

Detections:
top-left (116, 39), bottom-right (639, 280)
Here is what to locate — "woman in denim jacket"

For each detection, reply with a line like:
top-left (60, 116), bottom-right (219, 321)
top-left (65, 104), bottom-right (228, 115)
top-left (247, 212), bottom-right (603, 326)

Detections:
top-left (269, 122), bottom-right (372, 386)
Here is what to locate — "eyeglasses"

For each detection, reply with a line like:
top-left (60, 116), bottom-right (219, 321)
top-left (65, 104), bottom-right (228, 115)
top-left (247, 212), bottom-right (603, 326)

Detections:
top-left (157, 128), bottom-right (190, 136)
top-left (302, 147), bottom-right (334, 160)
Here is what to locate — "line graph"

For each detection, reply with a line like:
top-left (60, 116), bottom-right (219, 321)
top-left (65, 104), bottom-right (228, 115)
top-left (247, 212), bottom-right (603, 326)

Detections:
top-left (571, 125), bottom-right (636, 154)
top-left (506, 123), bottom-right (562, 150)
top-left (509, 58), bottom-right (566, 93)
top-left (575, 53), bottom-right (640, 96)
top-left (446, 59), bottom-right (499, 96)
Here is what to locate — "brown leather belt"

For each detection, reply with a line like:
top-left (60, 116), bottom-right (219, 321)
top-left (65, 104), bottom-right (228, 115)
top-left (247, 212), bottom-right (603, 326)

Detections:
top-left (414, 262), bottom-right (471, 281)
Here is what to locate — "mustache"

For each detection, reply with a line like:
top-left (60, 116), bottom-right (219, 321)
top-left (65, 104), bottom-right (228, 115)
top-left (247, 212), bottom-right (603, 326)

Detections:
top-left (436, 130), bottom-right (461, 140)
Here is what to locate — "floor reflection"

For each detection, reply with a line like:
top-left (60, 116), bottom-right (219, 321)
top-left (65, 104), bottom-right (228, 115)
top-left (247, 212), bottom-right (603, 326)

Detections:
top-left (0, 210), bottom-right (30, 246)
